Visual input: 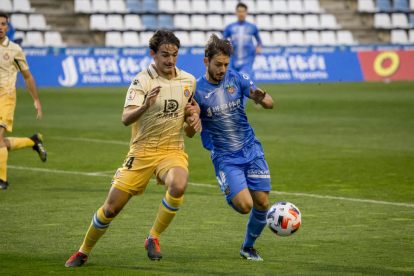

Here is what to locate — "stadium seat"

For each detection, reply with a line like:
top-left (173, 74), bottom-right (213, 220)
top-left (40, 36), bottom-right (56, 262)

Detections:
top-left (75, 0), bottom-right (92, 13)
top-left (393, 0), bottom-right (410, 11)
top-left (206, 31), bottom-right (222, 39)
top-left (288, 15), bottom-right (304, 30)
top-left (304, 0), bottom-right (325, 13)
top-left (410, 14), bottom-right (414, 26)
top-left (126, 0), bottom-right (141, 12)
top-left (173, 15), bottom-right (191, 30)
top-left (273, 31), bottom-right (288, 46)
top-left (191, 15), bottom-right (208, 30)
top-left (13, 0), bottom-right (35, 13)
top-left (392, 13), bottom-right (410, 28)
top-left (337, 30), bottom-right (358, 45)
top-left (142, 15), bottom-right (157, 30)
top-left (256, 15), bottom-right (272, 31)
top-left (107, 15), bottom-right (124, 31)
top-left (44, 31), bottom-right (65, 47)
top-left (358, 0), bottom-right (378, 12)
top-left (411, 0), bottom-right (414, 9)
top-left (158, 0), bottom-right (174, 13)
top-left (409, 29), bottom-right (414, 43)
top-left (242, 0), bottom-right (257, 13)
top-left (273, 0), bottom-right (288, 13)
top-left (260, 31), bottom-right (274, 46)
top-left (123, 32), bottom-right (140, 46)
top-left (320, 14), bottom-right (341, 29)
top-left (287, 0), bottom-right (304, 14)
top-left (377, 0), bottom-right (392, 11)
top-left (207, 15), bottom-right (224, 30)
top-left (246, 15), bottom-right (255, 24)
top-left (142, 0), bottom-right (158, 12)
top-left (190, 31), bottom-right (207, 46)
top-left (288, 31), bottom-right (304, 46)
top-left (139, 31), bottom-right (155, 46)
top-left (374, 13), bottom-right (392, 28)
top-left (192, 0), bottom-right (208, 14)
top-left (25, 31), bottom-right (44, 47)
top-left (124, 14), bottom-right (143, 30)
top-left (304, 31), bottom-right (321, 45)
top-left (91, 0), bottom-right (109, 13)
top-left (14, 31), bottom-right (25, 41)
top-left (28, 14), bottom-right (51, 31)
top-left (272, 15), bottom-right (288, 30)
top-left (320, 31), bottom-right (337, 45)
top-left (105, 32), bottom-right (123, 47)
top-left (3, 0), bottom-right (13, 12)
top-left (108, 0), bottom-right (129, 13)
top-left (256, 0), bottom-right (273, 14)
top-left (224, 15), bottom-right (237, 27)
top-left (304, 14), bottom-right (320, 30)
top-left (158, 15), bottom-right (174, 29)
top-left (391, 29), bottom-right (409, 43)
top-left (223, 0), bottom-right (239, 13)
top-left (174, 31), bottom-right (191, 46)
top-left (208, 0), bottom-right (224, 13)
top-left (10, 14), bottom-right (29, 30)
top-left (90, 14), bottom-right (108, 31)
top-left (175, 0), bottom-right (191, 13)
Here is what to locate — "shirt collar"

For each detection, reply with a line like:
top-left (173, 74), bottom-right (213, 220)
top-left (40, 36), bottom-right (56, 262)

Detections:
top-left (148, 64), bottom-right (181, 79)
top-left (1, 36), bottom-right (10, 47)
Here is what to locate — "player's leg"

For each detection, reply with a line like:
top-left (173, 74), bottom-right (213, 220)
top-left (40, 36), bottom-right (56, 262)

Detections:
top-left (65, 186), bottom-right (132, 267)
top-left (0, 127), bottom-right (8, 189)
top-left (0, 94), bottom-right (15, 189)
top-left (4, 134), bottom-right (47, 162)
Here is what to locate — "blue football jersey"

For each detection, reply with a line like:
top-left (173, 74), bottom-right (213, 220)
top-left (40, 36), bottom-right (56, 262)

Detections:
top-left (194, 70), bottom-right (259, 155)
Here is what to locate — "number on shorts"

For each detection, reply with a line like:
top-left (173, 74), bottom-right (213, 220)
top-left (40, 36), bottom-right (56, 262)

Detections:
top-left (125, 157), bottom-right (134, 170)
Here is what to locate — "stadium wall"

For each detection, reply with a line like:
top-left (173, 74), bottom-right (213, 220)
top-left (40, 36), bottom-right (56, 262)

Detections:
top-left (16, 45), bottom-right (414, 88)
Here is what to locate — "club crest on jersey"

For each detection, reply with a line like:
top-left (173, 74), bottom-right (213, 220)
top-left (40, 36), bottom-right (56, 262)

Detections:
top-left (184, 86), bottom-right (190, 97)
top-left (225, 82), bottom-right (234, 94)
top-left (115, 170), bottom-right (121, 178)
top-left (127, 88), bottom-right (136, 100)
top-left (3, 52), bottom-right (9, 60)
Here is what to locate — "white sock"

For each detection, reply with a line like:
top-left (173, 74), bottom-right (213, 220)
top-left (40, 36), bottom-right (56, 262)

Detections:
top-left (148, 235), bottom-right (157, 240)
top-left (79, 248), bottom-right (89, 255)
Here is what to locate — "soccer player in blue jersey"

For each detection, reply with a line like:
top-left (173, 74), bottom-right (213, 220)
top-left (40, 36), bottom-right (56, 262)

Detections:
top-left (188, 34), bottom-right (274, 261)
top-left (223, 2), bottom-right (262, 80)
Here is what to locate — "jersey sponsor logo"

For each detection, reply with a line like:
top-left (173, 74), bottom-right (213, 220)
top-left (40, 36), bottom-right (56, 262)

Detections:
top-left (158, 99), bottom-right (179, 119)
top-left (127, 88), bottom-right (136, 100)
top-left (184, 86), bottom-right (190, 97)
top-left (3, 52), bottom-right (9, 60)
top-left (205, 91), bottom-right (214, 98)
top-left (206, 107), bottom-right (212, 117)
top-left (225, 82), bottom-right (234, 94)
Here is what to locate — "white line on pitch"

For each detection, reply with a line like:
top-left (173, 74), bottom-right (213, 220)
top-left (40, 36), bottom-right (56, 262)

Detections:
top-left (51, 136), bottom-right (129, 146)
top-left (8, 165), bottom-right (414, 208)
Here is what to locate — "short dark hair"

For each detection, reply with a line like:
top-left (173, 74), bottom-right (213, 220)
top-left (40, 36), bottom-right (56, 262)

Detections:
top-left (149, 30), bottom-right (180, 53)
top-left (236, 3), bottom-right (248, 10)
top-left (0, 11), bottom-right (9, 21)
top-left (205, 34), bottom-right (233, 61)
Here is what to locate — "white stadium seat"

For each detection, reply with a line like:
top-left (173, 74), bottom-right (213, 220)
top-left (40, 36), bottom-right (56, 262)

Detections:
top-left (304, 15), bottom-right (320, 30)
top-left (288, 31), bottom-right (305, 45)
top-left (191, 15), bottom-right (207, 30)
top-left (337, 30), bottom-right (358, 45)
top-left (207, 15), bottom-right (224, 30)
top-left (190, 31), bottom-right (207, 46)
top-left (108, 0), bottom-right (129, 13)
top-left (90, 14), bottom-right (108, 31)
top-left (174, 31), bottom-right (191, 46)
top-left (304, 0), bottom-right (325, 13)
top-left (123, 32), bottom-right (140, 47)
top-left (208, 0), bottom-right (224, 13)
top-left (256, 15), bottom-right (272, 31)
top-left (391, 30), bottom-right (409, 44)
top-left (320, 14), bottom-right (341, 30)
top-left (256, 0), bottom-right (273, 14)
top-left (259, 31), bottom-right (274, 46)
top-left (105, 32), bottom-right (123, 47)
top-left (175, 0), bottom-right (191, 13)
top-left (411, 0), bottom-right (414, 9)
top-left (320, 31), bottom-right (337, 45)
top-left (14, 31), bottom-right (26, 41)
top-left (124, 15), bottom-right (143, 30)
top-left (158, 0), bottom-right (175, 13)
top-left (223, 0), bottom-right (239, 13)
top-left (139, 31), bottom-right (155, 46)
top-left (2, 0), bottom-right (13, 12)
top-left (287, 0), bottom-right (304, 14)
top-left (107, 15), bottom-right (124, 31)
top-left (224, 15), bottom-right (237, 27)
top-left (272, 15), bottom-right (288, 30)
top-left (304, 31), bottom-right (321, 45)
top-left (75, 0), bottom-right (92, 13)
top-left (288, 15), bottom-right (304, 30)
top-left (273, 0), bottom-right (288, 13)
top-left (13, 0), bottom-right (35, 13)
top-left (410, 30), bottom-right (414, 44)
top-left (11, 14), bottom-right (28, 30)
top-left (273, 31), bottom-right (288, 46)
top-left (246, 15), bottom-right (255, 24)
top-left (358, 0), bottom-right (378, 12)
top-left (28, 14), bottom-right (51, 31)
top-left (192, 0), bottom-right (208, 14)
top-left (243, 0), bottom-right (257, 13)
top-left (91, 0), bottom-right (109, 13)
top-left (173, 15), bottom-right (191, 30)
top-left (44, 31), bottom-right (65, 47)
top-left (25, 31), bottom-right (44, 47)
top-left (374, 14), bottom-right (392, 28)
top-left (392, 13), bottom-right (410, 28)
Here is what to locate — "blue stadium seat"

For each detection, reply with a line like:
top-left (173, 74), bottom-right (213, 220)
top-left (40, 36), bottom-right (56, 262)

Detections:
top-left (158, 15), bottom-right (174, 29)
top-left (410, 14), bottom-right (414, 26)
top-left (126, 0), bottom-right (141, 12)
top-left (142, 0), bottom-right (157, 12)
top-left (394, 0), bottom-right (409, 11)
top-left (142, 15), bottom-right (157, 30)
top-left (376, 0), bottom-right (392, 11)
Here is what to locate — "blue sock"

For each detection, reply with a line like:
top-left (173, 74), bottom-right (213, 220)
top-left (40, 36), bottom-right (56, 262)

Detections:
top-left (242, 207), bottom-right (268, 248)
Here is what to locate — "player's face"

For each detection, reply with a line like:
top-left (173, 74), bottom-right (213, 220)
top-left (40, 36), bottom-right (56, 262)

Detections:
top-left (206, 54), bottom-right (230, 83)
top-left (151, 44), bottom-right (179, 75)
top-left (0, 18), bottom-right (9, 39)
top-left (236, 7), bottom-right (247, 21)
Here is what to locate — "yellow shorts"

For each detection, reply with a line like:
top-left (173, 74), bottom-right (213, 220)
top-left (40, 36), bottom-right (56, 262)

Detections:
top-left (111, 152), bottom-right (189, 196)
top-left (0, 93), bottom-right (16, 132)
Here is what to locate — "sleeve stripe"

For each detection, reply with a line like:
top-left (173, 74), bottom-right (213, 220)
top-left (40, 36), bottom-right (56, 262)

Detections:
top-left (14, 58), bottom-right (22, 71)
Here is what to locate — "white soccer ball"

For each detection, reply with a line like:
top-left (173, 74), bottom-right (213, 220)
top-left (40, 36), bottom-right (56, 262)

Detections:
top-left (266, 202), bottom-right (301, 237)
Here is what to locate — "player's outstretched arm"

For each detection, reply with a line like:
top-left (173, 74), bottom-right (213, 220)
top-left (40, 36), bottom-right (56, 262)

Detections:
top-left (122, 86), bottom-right (161, 126)
top-left (21, 69), bottom-right (42, 119)
top-left (249, 87), bottom-right (274, 109)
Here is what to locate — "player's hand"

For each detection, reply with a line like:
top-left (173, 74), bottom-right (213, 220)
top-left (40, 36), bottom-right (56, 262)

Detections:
top-left (189, 114), bottom-right (202, 132)
top-left (144, 86), bottom-right (161, 108)
top-left (185, 98), bottom-right (201, 116)
top-left (255, 45), bottom-right (262, 55)
top-left (34, 100), bottom-right (42, 119)
top-left (249, 87), bottom-right (266, 104)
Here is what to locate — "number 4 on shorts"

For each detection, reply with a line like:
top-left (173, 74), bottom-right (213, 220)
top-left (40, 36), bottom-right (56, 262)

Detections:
top-left (125, 157), bottom-right (135, 170)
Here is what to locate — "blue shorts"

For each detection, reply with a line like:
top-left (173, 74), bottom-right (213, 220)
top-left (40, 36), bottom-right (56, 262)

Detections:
top-left (212, 140), bottom-right (271, 204)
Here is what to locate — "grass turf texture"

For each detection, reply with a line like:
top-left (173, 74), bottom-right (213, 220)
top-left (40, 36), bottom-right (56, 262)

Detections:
top-left (0, 82), bottom-right (413, 275)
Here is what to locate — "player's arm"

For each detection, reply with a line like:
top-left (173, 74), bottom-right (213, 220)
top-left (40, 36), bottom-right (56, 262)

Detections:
top-left (184, 98), bottom-right (202, 138)
top-left (254, 26), bottom-right (262, 55)
top-left (249, 87), bottom-right (274, 109)
top-left (20, 69), bottom-right (42, 119)
top-left (122, 86), bottom-right (161, 126)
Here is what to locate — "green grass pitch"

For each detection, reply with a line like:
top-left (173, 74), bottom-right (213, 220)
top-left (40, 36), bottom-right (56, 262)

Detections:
top-left (0, 81), bottom-right (413, 275)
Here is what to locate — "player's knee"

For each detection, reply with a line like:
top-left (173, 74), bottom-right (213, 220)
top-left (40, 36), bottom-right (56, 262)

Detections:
top-left (168, 180), bottom-right (187, 198)
top-left (255, 200), bottom-right (269, 211)
top-left (102, 205), bottom-right (121, 218)
top-left (237, 202), bottom-right (253, 214)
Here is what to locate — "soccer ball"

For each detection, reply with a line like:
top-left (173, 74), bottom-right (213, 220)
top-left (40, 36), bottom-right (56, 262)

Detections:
top-left (266, 202), bottom-right (301, 236)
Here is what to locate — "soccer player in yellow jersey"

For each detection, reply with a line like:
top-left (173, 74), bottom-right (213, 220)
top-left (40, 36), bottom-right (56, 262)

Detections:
top-left (0, 12), bottom-right (47, 190)
top-left (65, 30), bottom-right (201, 267)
